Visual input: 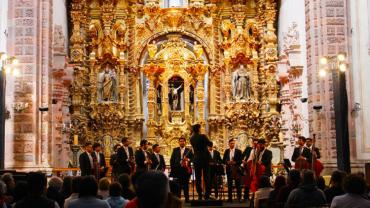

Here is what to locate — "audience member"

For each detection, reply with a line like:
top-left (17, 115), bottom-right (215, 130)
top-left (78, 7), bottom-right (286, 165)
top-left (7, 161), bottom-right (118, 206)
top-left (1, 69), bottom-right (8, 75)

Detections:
top-left (285, 170), bottom-right (327, 208)
top-left (12, 181), bottom-right (27, 205)
top-left (275, 169), bottom-right (301, 207)
top-left (64, 176), bottom-right (82, 208)
top-left (60, 176), bottom-right (73, 200)
top-left (0, 180), bottom-right (8, 208)
top-left (47, 176), bottom-right (64, 208)
top-left (331, 174), bottom-right (370, 208)
top-left (268, 175), bottom-right (286, 208)
top-left (126, 171), bottom-right (169, 208)
top-left (98, 177), bottom-right (110, 200)
top-left (317, 176), bottom-right (328, 191)
top-left (2, 173), bottom-right (15, 197)
top-left (14, 172), bottom-right (60, 208)
top-left (106, 182), bottom-right (128, 208)
top-left (325, 170), bottom-right (346, 204)
top-left (68, 175), bottom-right (110, 208)
top-left (254, 175), bottom-right (273, 208)
top-left (118, 174), bottom-right (135, 200)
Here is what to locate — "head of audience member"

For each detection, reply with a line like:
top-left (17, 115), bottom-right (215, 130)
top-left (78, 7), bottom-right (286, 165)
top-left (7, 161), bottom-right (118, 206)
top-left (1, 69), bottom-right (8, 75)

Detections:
top-left (60, 176), bottom-right (73, 197)
top-left (1, 173), bottom-right (15, 193)
top-left (118, 173), bottom-right (132, 190)
top-left (273, 175), bottom-right (287, 190)
top-left (79, 176), bottom-right (98, 197)
top-left (208, 142), bottom-right (214, 151)
top-left (132, 170), bottom-right (145, 192)
top-left (84, 142), bottom-right (93, 153)
top-left (140, 140), bottom-right (148, 150)
top-left (13, 181), bottom-right (27, 202)
top-left (301, 170), bottom-right (316, 186)
top-left (122, 137), bottom-right (130, 147)
top-left (228, 139), bottom-right (236, 149)
top-left (71, 176), bottom-right (82, 194)
top-left (27, 172), bottom-right (47, 196)
top-left (258, 139), bottom-right (266, 150)
top-left (343, 174), bottom-right (366, 195)
top-left (136, 171), bottom-right (169, 208)
top-left (330, 170), bottom-right (346, 187)
top-left (109, 182), bottom-right (123, 197)
top-left (178, 137), bottom-right (186, 148)
top-left (316, 176), bottom-right (326, 191)
top-left (98, 177), bottom-right (110, 192)
top-left (297, 136), bottom-right (306, 146)
top-left (0, 181), bottom-right (7, 198)
top-left (192, 124), bottom-right (201, 135)
top-left (93, 143), bottom-right (102, 153)
top-left (259, 175), bottom-right (272, 189)
top-left (48, 176), bottom-right (63, 192)
top-left (287, 169), bottom-right (301, 186)
top-left (153, 144), bottom-right (160, 154)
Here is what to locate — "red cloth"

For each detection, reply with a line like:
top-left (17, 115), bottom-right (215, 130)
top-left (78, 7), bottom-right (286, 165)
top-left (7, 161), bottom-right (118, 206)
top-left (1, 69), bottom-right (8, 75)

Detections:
top-left (125, 198), bottom-right (138, 208)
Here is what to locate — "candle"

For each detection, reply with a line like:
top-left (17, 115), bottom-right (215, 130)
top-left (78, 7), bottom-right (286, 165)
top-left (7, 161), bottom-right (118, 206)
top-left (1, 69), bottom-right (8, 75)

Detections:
top-left (73, 135), bottom-right (78, 145)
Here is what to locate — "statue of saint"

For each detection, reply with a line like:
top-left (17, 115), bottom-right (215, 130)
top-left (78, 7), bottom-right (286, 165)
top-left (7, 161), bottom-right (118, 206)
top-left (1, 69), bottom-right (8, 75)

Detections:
top-left (169, 83), bottom-right (183, 111)
top-left (98, 65), bottom-right (118, 102)
top-left (233, 64), bottom-right (251, 100)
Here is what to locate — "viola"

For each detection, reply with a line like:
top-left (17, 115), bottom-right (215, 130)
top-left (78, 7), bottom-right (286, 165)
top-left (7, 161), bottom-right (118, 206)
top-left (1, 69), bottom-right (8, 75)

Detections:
top-left (182, 156), bottom-right (192, 174)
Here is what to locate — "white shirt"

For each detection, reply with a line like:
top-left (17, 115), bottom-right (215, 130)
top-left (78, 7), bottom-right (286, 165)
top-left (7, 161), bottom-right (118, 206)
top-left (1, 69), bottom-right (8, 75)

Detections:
top-left (210, 150), bottom-right (214, 159)
top-left (229, 148), bottom-right (235, 160)
top-left (87, 152), bottom-right (93, 168)
top-left (124, 146), bottom-right (130, 158)
top-left (180, 147), bottom-right (185, 159)
top-left (155, 153), bottom-right (160, 162)
top-left (94, 151), bottom-right (100, 164)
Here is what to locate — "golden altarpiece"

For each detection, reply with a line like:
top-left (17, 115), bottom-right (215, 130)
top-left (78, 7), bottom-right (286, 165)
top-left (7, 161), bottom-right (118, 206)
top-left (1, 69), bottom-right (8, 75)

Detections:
top-left (68, 0), bottom-right (282, 161)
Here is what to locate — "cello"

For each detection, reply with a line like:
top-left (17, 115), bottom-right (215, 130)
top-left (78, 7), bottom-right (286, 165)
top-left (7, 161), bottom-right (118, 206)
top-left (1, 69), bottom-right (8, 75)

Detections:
top-left (311, 134), bottom-right (324, 177)
top-left (245, 146), bottom-right (266, 193)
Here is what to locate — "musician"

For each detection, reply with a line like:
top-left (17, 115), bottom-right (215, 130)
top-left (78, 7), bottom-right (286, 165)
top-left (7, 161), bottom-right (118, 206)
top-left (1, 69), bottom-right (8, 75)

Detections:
top-left (150, 144), bottom-right (166, 172)
top-left (305, 137), bottom-right (321, 159)
top-left (117, 137), bottom-right (134, 175)
top-left (242, 137), bottom-right (258, 202)
top-left (79, 142), bottom-right (94, 176)
top-left (135, 139), bottom-right (152, 172)
top-left (205, 142), bottom-right (222, 200)
top-left (291, 136), bottom-right (312, 166)
top-left (223, 138), bottom-right (243, 202)
top-left (247, 139), bottom-right (273, 177)
top-left (170, 137), bottom-right (194, 203)
top-left (306, 137), bottom-right (323, 176)
top-left (190, 124), bottom-right (212, 200)
top-left (92, 142), bottom-right (107, 179)
top-left (110, 144), bottom-right (121, 181)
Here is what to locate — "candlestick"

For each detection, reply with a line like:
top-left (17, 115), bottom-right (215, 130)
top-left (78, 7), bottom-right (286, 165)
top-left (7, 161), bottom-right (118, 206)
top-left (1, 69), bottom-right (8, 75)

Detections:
top-left (73, 135), bottom-right (78, 145)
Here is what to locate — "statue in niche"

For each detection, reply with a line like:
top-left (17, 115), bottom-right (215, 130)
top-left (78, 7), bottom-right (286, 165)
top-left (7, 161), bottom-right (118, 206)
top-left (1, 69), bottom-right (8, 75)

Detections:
top-left (233, 64), bottom-right (251, 100)
top-left (168, 77), bottom-right (184, 111)
top-left (98, 64), bottom-right (118, 102)
top-left (157, 85), bottom-right (162, 115)
top-left (189, 85), bottom-right (195, 114)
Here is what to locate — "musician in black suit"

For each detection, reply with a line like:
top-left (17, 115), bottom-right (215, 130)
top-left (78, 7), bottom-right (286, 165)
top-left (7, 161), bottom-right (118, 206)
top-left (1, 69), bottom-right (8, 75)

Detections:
top-left (110, 144), bottom-right (121, 181)
top-left (116, 137), bottom-right (134, 175)
top-left (291, 136), bottom-right (312, 164)
top-left (135, 139), bottom-right (152, 172)
top-left (306, 137), bottom-right (321, 160)
top-left (92, 142), bottom-right (107, 179)
top-left (190, 124), bottom-right (212, 200)
top-left (170, 137), bottom-right (194, 203)
top-left (205, 142), bottom-right (222, 199)
top-left (247, 139), bottom-right (273, 176)
top-left (223, 138), bottom-right (243, 202)
top-left (150, 144), bottom-right (166, 172)
top-left (242, 137), bottom-right (258, 202)
top-left (79, 142), bottom-right (94, 176)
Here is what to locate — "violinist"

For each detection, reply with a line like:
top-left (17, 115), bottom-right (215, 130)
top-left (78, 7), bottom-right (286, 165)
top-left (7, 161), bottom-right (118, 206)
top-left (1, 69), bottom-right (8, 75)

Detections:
top-left (116, 137), bottom-right (135, 175)
top-left (170, 137), bottom-right (194, 203)
top-left (92, 142), bottom-right (107, 179)
top-left (149, 144), bottom-right (166, 172)
top-left (223, 138), bottom-right (243, 203)
top-left (205, 142), bottom-right (222, 200)
top-left (135, 139), bottom-right (152, 172)
top-left (291, 136), bottom-right (311, 170)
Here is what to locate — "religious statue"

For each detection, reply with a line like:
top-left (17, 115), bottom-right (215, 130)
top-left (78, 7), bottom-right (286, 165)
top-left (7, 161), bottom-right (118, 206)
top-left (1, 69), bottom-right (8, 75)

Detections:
top-left (169, 83), bottom-right (183, 111)
top-left (98, 65), bottom-right (118, 102)
top-left (233, 64), bottom-right (251, 100)
top-left (157, 86), bottom-right (162, 115)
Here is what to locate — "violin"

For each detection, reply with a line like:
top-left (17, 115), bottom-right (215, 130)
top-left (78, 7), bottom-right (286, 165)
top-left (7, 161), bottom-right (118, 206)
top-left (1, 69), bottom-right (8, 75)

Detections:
top-left (182, 156), bottom-right (192, 174)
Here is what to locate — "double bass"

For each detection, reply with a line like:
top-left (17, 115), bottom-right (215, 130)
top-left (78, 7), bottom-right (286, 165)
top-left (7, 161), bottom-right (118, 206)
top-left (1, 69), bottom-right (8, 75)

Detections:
top-left (244, 147), bottom-right (266, 193)
top-left (311, 134), bottom-right (324, 177)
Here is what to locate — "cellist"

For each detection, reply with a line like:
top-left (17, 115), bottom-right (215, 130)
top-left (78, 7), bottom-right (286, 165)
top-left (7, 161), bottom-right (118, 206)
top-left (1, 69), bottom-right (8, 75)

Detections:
top-left (291, 136), bottom-right (311, 170)
top-left (306, 137), bottom-right (324, 176)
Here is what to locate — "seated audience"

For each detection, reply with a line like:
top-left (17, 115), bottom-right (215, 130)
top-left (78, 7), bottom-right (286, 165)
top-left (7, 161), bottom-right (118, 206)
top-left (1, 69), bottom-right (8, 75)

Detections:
top-left (64, 177), bottom-right (82, 208)
top-left (331, 174), bottom-right (370, 208)
top-left (275, 169), bottom-right (301, 207)
top-left (14, 172), bottom-right (60, 208)
top-left (98, 177), bottom-right (110, 200)
top-left (285, 170), bottom-right (327, 208)
top-left (2, 173), bottom-right (15, 204)
top-left (268, 175), bottom-right (286, 208)
top-left (325, 170), bottom-right (346, 204)
top-left (254, 175), bottom-right (273, 208)
top-left (0, 180), bottom-right (8, 208)
top-left (317, 176), bottom-right (328, 191)
top-left (12, 181), bottom-right (27, 205)
top-left (68, 175), bottom-right (110, 208)
top-left (106, 182), bottom-right (128, 208)
top-left (60, 176), bottom-right (73, 201)
top-left (47, 176), bottom-right (64, 208)
top-left (118, 174), bottom-right (136, 200)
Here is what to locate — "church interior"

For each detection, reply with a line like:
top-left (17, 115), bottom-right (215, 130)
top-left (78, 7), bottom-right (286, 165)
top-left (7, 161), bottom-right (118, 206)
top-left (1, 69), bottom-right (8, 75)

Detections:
top-left (0, 0), bottom-right (370, 207)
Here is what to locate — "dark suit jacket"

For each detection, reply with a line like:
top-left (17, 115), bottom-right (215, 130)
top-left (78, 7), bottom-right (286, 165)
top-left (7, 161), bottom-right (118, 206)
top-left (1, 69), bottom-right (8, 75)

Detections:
top-left (208, 150), bottom-right (222, 165)
top-left (291, 146), bottom-right (312, 162)
top-left (150, 153), bottom-right (166, 171)
top-left (170, 147), bottom-right (194, 178)
top-left (117, 146), bottom-right (134, 174)
top-left (222, 148), bottom-right (243, 175)
top-left (242, 146), bottom-right (253, 161)
top-left (79, 152), bottom-right (93, 176)
top-left (309, 147), bottom-right (321, 160)
top-left (260, 149), bottom-right (273, 176)
top-left (190, 133), bottom-right (212, 165)
top-left (92, 152), bottom-right (106, 167)
top-left (135, 149), bottom-right (149, 171)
